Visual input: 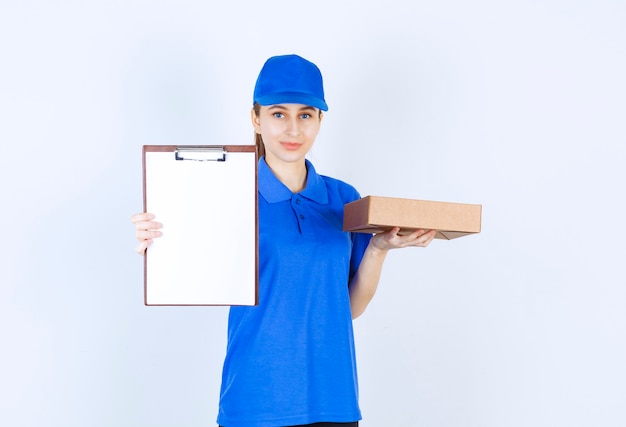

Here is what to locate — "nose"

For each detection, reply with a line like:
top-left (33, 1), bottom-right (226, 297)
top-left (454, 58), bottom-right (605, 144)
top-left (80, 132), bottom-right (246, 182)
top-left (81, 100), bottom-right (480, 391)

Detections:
top-left (285, 117), bottom-right (301, 136)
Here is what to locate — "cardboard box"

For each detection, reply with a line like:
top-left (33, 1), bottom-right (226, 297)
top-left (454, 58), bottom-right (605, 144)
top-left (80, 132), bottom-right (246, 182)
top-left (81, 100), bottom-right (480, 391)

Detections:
top-left (343, 196), bottom-right (482, 240)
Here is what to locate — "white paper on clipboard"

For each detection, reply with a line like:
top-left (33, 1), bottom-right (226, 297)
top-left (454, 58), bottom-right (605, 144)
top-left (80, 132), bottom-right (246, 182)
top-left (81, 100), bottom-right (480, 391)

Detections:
top-left (142, 145), bottom-right (258, 306)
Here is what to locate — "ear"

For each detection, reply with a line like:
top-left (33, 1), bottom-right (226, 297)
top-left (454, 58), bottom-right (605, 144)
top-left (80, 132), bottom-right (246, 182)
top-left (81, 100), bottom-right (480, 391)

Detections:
top-left (251, 108), bottom-right (261, 134)
top-left (319, 111), bottom-right (324, 124)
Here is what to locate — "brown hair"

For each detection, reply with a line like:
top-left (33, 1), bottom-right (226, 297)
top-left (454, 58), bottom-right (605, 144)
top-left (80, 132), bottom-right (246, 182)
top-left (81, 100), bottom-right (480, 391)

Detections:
top-left (253, 103), bottom-right (265, 158)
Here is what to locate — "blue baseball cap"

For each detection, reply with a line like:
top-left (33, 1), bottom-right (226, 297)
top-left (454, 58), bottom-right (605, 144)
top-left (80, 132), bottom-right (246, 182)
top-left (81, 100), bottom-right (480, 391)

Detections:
top-left (253, 54), bottom-right (328, 111)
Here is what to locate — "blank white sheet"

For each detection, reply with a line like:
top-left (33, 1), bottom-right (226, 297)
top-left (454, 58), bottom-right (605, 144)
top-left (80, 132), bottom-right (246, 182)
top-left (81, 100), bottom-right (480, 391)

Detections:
top-left (143, 146), bottom-right (257, 305)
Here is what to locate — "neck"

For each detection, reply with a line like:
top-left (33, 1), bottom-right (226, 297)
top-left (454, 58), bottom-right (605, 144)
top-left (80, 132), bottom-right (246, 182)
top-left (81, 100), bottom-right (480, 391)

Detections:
top-left (264, 156), bottom-right (308, 193)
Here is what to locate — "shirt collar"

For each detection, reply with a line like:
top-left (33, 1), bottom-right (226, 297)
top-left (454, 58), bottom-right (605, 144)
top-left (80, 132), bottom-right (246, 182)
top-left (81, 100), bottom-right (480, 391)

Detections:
top-left (258, 157), bottom-right (329, 204)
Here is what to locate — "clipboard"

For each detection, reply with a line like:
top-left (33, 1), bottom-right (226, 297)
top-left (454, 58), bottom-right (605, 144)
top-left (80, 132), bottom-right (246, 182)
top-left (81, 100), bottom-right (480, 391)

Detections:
top-left (142, 145), bottom-right (258, 306)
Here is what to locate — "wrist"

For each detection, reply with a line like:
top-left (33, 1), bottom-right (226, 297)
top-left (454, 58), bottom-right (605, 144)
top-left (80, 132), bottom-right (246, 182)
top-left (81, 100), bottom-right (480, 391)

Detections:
top-left (367, 239), bottom-right (390, 257)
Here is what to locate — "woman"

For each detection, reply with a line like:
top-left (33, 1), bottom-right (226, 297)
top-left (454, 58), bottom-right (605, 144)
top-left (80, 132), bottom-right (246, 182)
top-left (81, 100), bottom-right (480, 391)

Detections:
top-left (132, 54), bottom-right (435, 427)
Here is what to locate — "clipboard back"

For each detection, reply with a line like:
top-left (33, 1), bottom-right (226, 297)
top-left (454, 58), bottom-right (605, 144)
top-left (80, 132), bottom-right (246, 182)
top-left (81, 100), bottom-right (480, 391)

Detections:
top-left (142, 145), bottom-right (258, 306)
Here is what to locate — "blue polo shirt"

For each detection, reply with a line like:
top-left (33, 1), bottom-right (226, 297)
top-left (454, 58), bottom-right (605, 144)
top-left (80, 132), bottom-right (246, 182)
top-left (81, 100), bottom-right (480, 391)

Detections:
top-left (217, 158), bottom-right (372, 427)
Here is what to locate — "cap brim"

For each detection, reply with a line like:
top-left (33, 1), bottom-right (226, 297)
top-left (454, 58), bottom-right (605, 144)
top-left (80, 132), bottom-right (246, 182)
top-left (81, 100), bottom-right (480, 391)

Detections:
top-left (255, 92), bottom-right (328, 111)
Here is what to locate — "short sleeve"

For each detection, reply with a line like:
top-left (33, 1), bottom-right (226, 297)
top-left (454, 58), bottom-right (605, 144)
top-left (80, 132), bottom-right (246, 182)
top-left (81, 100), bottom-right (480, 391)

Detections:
top-left (349, 230), bottom-right (372, 283)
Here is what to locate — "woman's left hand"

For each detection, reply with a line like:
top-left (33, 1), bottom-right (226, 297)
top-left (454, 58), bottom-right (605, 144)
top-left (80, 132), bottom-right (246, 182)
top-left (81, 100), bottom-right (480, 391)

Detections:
top-left (370, 227), bottom-right (437, 252)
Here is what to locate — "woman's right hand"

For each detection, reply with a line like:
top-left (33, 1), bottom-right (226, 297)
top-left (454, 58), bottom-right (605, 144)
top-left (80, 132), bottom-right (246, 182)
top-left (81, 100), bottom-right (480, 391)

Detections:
top-left (131, 212), bottom-right (163, 255)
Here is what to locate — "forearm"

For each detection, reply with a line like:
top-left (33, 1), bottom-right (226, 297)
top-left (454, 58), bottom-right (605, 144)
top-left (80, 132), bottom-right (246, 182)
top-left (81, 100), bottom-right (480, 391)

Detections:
top-left (348, 227), bottom-right (436, 319)
top-left (349, 242), bottom-right (389, 319)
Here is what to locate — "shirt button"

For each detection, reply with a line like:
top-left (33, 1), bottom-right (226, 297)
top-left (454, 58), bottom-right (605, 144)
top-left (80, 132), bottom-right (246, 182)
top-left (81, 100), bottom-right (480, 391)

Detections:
top-left (295, 199), bottom-right (301, 205)
top-left (299, 214), bottom-right (305, 220)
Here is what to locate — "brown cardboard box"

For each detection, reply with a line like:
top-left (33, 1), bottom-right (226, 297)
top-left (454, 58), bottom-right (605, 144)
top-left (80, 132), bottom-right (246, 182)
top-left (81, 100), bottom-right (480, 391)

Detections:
top-left (343, 196), bottom-right (482, 240)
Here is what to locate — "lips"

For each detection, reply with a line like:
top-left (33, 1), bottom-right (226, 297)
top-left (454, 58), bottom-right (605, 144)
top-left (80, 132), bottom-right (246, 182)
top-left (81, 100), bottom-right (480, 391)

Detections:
top-left (281, 142), bottom-right (302, 150)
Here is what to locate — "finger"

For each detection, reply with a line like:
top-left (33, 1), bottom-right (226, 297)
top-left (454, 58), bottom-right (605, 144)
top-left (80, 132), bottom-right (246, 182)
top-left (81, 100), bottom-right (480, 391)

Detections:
top-left (133, 220), bottom-right (163, 231)
top-left (392, 229), bottom-right (424, 243)
top-left (131, 212), bottom-right (155, 223)
top-left (390, 229), bottom-right (430, 247)
top-left (413, 230), bottom-right (436, 247)
top-left (135, 239), bottom-right (152, 255)
top-left (135, 229), bottom-right (162, 241)
top-left (388, 228), bottom-right (422, 243)
top-left (413, 229), bottom-right (434, 239)
top-left (401, 230), bottom-right (420, 240)
top-left (378, 227), bottom-right (400, 237)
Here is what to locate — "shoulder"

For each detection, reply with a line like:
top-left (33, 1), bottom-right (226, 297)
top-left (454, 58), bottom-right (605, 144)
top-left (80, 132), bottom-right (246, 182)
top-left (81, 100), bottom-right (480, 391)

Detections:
top-left (319, 174), bottom-right (362, 204)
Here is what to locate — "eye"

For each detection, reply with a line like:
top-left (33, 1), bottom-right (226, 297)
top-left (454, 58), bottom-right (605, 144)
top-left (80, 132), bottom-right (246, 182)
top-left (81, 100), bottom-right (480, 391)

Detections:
top-left (300, 113), bottom-right (312, 119)
top-left (272, 112), bottom-right (284, 119)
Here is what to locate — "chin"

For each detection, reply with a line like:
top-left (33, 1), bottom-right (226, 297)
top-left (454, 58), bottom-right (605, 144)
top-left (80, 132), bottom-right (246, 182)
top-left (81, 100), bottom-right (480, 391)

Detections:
top-left (266, 152), bottom-right (307, 164)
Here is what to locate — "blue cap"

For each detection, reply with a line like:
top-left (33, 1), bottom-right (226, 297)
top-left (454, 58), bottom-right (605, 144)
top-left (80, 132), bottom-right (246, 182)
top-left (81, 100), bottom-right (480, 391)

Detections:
top-left (253, 54), bottom-right (328, 111)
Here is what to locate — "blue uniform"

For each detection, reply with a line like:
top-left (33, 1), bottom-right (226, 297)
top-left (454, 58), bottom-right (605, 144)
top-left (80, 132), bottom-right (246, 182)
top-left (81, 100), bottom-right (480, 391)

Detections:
top-left (217, 158), bottom-right (372, 427)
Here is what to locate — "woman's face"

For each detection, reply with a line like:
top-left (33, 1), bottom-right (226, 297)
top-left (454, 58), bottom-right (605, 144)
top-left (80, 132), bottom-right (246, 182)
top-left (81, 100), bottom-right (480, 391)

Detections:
top-left (252, 104), bottom-right (322, 166)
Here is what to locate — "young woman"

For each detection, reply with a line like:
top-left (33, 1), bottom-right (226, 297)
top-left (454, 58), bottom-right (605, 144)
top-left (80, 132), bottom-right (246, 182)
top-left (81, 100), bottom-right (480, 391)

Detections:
top-left (132, 54), bottom-right (436, 427)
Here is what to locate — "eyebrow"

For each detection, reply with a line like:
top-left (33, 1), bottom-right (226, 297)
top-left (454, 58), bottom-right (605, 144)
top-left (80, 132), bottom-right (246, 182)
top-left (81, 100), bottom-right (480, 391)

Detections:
top-left (267, 105), bottom-right (317, 112)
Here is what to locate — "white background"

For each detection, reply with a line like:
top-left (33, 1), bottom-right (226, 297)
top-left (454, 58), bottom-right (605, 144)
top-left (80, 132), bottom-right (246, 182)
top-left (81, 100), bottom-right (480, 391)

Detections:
top-left (1, 1), bottom-right (624, 426)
